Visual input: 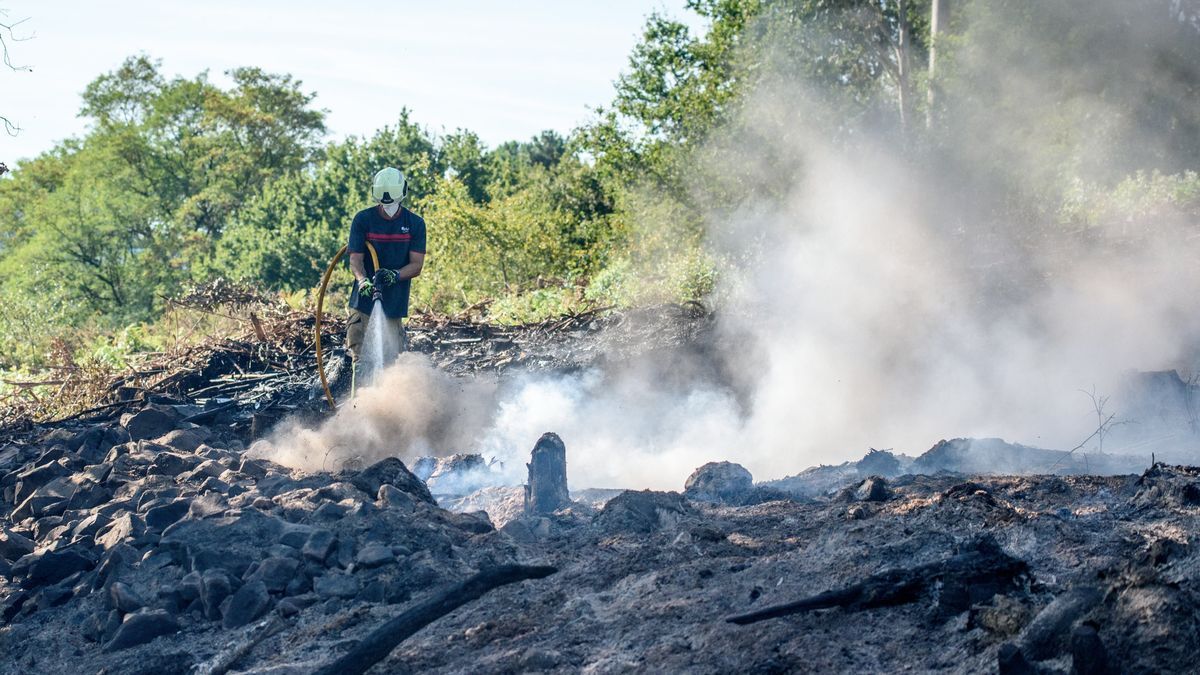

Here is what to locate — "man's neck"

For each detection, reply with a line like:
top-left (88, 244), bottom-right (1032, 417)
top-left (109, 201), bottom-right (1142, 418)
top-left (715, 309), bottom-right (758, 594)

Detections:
top-left (380, 202), bottom-right (401, 218)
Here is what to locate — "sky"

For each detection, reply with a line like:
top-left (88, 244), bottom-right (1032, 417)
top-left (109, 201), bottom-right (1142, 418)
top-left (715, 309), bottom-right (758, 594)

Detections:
top-left (0, 1), bottom-right (701, 166)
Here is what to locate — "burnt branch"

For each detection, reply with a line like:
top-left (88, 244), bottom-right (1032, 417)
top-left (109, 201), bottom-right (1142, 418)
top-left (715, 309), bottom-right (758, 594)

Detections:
top-left (726, 537), bottom-right (1026, 625)
top-left (313, 564), bottom-right (557, 675)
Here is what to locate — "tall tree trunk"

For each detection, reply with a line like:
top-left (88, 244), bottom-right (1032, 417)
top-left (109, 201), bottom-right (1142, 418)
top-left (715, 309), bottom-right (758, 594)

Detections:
top-left (926, 0), bottom-right (950, 129)
top-left (896, 0), bottom-right (913, 134)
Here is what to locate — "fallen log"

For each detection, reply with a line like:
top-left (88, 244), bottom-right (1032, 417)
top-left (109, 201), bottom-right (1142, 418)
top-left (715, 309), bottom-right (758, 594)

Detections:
top-left (726, 536), bottom-right (1026, 625)
top-left (313, 564), bottom-right (557, 675)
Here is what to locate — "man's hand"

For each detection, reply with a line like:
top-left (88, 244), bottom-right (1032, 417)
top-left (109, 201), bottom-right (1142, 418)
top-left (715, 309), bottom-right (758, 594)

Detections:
top-left (358, 278), bottom-right (375, 298)
top-left (375, 268), bottom-right (398, 287)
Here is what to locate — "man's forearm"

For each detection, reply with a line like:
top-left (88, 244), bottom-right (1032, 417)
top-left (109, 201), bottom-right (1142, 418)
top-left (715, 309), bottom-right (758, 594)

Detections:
top-left (395, 261), bottom-right (423, 280)
top-left (349, 253), bottom-right (368, 282)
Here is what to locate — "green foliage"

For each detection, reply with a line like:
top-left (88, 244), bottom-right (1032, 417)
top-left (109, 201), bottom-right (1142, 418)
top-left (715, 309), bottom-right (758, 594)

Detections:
top-left (1060, 171), bottom-right (1200, 238)
top-left (489, 287), bottom-right (584, 325)
top-left (0, 56), bottom-right (326, 342)
top-left (5, 0), bottom-right (1200, 380)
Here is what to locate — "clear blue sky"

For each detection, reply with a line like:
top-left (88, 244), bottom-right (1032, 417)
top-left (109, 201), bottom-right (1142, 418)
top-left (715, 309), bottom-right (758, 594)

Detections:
top-left (0, 1), bottom-right (701, 167)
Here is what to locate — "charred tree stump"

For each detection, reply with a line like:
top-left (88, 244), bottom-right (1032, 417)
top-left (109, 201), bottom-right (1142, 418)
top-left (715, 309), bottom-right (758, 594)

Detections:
top-left (726, 536), bottom-right (1026, 625)
top-left (313, 564), bottom-right (556, 675)
top-left (524, 432), bottom-right (569, 515)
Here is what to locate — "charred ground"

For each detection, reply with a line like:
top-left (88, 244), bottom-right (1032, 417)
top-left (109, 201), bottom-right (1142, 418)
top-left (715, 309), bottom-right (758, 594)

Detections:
top-left (0, 304), bottom-right (1198, 674)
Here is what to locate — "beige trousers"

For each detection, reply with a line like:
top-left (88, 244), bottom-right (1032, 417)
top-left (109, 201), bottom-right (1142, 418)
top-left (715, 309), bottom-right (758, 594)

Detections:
top-left (346, 309), bottom-right (407, 361)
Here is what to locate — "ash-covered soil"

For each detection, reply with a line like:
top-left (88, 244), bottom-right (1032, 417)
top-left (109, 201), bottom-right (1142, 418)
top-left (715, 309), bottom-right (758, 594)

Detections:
top-left (2, 305), bottom-right (1199, 674)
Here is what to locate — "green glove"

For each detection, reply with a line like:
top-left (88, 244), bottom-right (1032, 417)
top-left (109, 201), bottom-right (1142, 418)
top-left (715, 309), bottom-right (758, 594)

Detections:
top-left (375, 268), bottom-right (398, 287)
top-left (358, 278), bottom-right (375, 298)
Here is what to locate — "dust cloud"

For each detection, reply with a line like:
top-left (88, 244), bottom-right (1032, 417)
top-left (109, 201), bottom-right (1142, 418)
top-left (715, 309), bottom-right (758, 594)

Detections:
top-left (249, 355), bottom-right (497, 473)
top-left (261, 2), bottom-right (1200, 489)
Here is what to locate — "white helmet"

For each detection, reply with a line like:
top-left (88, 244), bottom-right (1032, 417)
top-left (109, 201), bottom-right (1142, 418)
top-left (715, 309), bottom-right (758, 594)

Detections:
top-left (372, 167), bottom-right (407, 204)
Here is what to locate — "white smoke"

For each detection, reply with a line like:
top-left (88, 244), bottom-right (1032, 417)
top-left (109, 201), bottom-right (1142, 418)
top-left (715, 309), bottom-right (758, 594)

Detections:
top-left (259, 4), bottom-right (1200, 489)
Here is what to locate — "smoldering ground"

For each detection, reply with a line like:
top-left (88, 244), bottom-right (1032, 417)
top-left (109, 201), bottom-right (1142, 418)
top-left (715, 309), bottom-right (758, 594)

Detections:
top-left (258, 1), bottom-right (1200, 489)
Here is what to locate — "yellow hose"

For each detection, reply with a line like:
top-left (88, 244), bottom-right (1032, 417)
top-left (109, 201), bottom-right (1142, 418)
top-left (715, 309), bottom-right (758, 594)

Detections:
top-left (315, 242), bottom-right (380, 410)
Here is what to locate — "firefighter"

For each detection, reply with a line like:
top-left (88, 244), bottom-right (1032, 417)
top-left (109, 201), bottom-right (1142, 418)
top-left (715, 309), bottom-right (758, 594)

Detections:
top-left (346, 167), bottom-right (427, 361)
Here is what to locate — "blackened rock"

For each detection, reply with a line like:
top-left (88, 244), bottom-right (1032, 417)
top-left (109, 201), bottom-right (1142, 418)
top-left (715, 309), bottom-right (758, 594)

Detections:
top-left (121, 406), bottom-right (178, 442)
top-left (71, 513), bottom-right (112, 540)
top-left (95, 544), bottom-right (136, 588)
top-left (153, 429), bottom-right (206, 453)
top-left (1070, 625), bottom-right (1108, 675)
top-left (31, 515), bottom-right (64, 541)
top-left (144, 499), bottom-right (191, 530)
top-left (11, 494), bottom-right (62, 522)
top-left (596, 490), bottom-right (697, 533)
top-left (189, 549), bottom-right (252, 578)
top-left (998, 643), bottom-right (1039, 675)
top-left (377, 484), bottom-right (415, 511)
top-left (95, 513), bottom-right (146, 550)
top-left (179, 571), bottom-right (203, 602)
top-left (65, 479), bottom-right (110, 511)
top-left (277, 592), bottom-right (319, 616)
top-left (187, 494), bottom-right (229, 519)
top-left (221, 579), bottom-right (271, 629)
top-left (13, 460), bottom-right (71, 504)
top-left (109, 581), bottom-right (145, 613)
top-left (102, 609), bottom-right (180, 651)
top-left (302, 529), bottom-right (336, 564)
top-left (198, 477), bottom-right (230, 495)
top-left (238, 457), bottom-right (268, 480)
top-left (313, 572), bottom-right (359, 599)
top-left (333, 536), bottom-right (355, 569)
top-left (284, 571), bottom-right (312, 597)
top-left (279, 523), bottom-right (315, 549)
top-left (0, 527), bottom-right (34, 561)
top-left (312, 501), bottom-right (347, 521)
top-left (684, 462), bottom-right (753, 505)
top-left (250, 556), bottom-right (299, 593)
top-left (101, 608), bottom-right (122, 642)
top-left (146, 453), bottom-right (196, 477)
top-left (0, 589), bottom-right (29, 622)
top-left (20, 547), bottom-right (95, 587)
top-left (355, 543), bottom-right (394, 569)
top-left (201, 569), bottom-right (234, 621)
top-left (41, 428), bottom-right (76, 446)
top-left (80, 462), bottom-right (114, 484)
top-left (187, 459), bottom-right (227, 481)
top-left (73, 427), bottom-right (108, 464)
top-left (162, 509), bottom-right (282, 577)
top-left (351, 457), bottom-right (434, 505)
top-left (500, 519), bottom-right (537, 544)
top-left (854, 476), bottom-right (893, 502)
top-left (449, 510), bottom-right (494, 534)
top-left (82, 608), bottom-right (109, 642)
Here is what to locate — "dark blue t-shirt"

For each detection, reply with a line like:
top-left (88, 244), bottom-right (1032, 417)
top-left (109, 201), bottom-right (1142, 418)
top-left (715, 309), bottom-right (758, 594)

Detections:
top-left (347, 205), bottom-right (427, 318)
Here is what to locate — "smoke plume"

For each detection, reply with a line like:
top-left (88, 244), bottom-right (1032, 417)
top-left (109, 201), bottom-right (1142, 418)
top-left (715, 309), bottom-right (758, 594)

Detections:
top-left (261, 2), bottom-right (1200, 489)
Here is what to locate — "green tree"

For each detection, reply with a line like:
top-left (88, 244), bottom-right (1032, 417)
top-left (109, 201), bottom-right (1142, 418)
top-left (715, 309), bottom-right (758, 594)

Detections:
top-left (0, 55), bottom-right (327, 331)
top-left (213, 112), bottom-right (439, 291)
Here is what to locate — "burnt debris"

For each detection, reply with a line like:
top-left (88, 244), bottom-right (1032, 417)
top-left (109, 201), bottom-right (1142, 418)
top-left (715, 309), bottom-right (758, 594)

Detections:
top-left (3, 299), bottom-right (1200, 673)
top-left (524, 432), bottom-right (570, 516)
